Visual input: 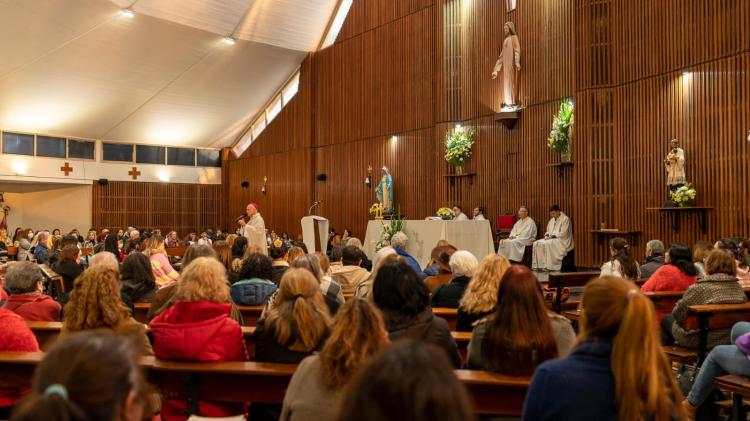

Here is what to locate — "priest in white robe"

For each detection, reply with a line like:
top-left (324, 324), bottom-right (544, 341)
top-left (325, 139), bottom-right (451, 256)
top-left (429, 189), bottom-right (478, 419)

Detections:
top-left (453, 205), bottom-right (469, 221)
top-left (496, 206), bottom-right (537, 262)
top-left (472, 207), bottom-right (487, 221)
top-left (239, 202), bottom-right (267, 255)
top-left (532, 205), bottom-right (573, 271)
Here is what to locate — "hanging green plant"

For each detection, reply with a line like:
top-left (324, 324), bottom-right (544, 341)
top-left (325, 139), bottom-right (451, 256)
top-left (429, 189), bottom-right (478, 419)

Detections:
top-left (444, 127), bottom-right (475, 167)
top-left (547, 99), bottom-right (574, 159)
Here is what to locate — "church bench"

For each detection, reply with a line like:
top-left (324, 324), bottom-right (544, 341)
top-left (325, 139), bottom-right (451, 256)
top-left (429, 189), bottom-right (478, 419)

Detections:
top-left (644, 291), bottom-right (684, 315)
top-left (452, 331), bottom-right (471, 365)
top-left (715, 375), bottom-right (750, 420)
top-left (546, 271), bottom-right (600, 313)
top-left (237, 305), bottom-right (264, 326)
top-left (0, 352), bottom-right (531, 416)
top-left (133, 302), bottom-right (151, 323)
top-left (433, 307), bottom-right (458, 330)
top-left (25, 323), bottom-right (258, 357)
top-left (684, 302), bottom-right (750, 364)
top-left (165, 246), bottom-right (187, 258)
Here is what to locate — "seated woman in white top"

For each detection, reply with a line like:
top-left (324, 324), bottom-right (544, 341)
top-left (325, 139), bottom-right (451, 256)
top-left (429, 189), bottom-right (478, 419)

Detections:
top-left (600, 237), bottom-right (640, 280)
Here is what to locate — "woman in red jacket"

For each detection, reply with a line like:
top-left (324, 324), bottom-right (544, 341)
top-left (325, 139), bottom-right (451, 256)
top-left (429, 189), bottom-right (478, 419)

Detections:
top-left (641, 243), bottom-right (698, 292)
top-left (0, 307), bottom-right (39, 417)
top-left (150, 256), bottom-right (247, 420)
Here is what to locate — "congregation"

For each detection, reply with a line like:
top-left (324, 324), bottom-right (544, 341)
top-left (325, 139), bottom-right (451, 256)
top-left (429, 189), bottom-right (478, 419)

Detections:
top-left (2, 204), bottom-right (750, 421)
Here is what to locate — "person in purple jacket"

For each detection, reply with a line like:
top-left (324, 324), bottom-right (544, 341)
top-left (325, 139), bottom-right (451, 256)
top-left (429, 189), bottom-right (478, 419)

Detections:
top-left (683, 321), bottom-right (750, 417)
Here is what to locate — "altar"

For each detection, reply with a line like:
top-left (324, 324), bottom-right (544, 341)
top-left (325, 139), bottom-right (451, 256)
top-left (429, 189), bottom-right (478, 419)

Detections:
top-left (363, 220), bottom-right (495, 268)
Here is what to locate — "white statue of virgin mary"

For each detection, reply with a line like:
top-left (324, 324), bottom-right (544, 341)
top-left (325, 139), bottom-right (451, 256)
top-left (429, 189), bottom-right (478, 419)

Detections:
top-left (492, 21), bottom-right (521, 110)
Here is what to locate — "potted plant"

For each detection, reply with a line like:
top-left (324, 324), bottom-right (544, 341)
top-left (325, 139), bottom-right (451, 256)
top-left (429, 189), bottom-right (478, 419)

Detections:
top-left (436, 207), bottom-right (455, 220)
top-left (376, 216), bottom-right (405, 251)
top-left (444, 126), bottom-right (475, 175)
top-left (670, 183), bottom-right (697, 207)
top-left (547, 99), bottom-right (574, 162)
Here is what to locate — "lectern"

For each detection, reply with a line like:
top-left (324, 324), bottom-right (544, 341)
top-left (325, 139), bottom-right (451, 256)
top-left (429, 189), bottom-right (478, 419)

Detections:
top-left (301, 215), bottom-right (329, 253)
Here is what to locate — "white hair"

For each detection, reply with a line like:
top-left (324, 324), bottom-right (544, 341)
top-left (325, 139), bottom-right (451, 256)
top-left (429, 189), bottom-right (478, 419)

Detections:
top-left (449, 250), bottom-right (479, 277)
top-left (390, 232), bottom-right (408, 248)
top-left (347, 237), bottom-right (363, 249)
top-left (370, 246), bottom-right (397, 280)
top-left (90, 252), bottom-right (120, 272)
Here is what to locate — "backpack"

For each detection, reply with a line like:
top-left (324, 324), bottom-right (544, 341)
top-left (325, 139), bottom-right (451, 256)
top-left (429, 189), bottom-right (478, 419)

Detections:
top-left (231, 278), bottom-right (277, 306)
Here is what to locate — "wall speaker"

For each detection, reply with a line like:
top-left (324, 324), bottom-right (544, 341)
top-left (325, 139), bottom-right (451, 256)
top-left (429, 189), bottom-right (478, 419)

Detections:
top-left (97, 178), bottom-right (109, 186)
top-left (240, 180), bottom-right (249, 188)
top-left (316, 174), bottom-right (327, 181)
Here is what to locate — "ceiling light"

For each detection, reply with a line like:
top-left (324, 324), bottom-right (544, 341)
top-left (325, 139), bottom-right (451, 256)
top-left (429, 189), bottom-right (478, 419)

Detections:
top-left (223, 36), bottom-right (236, 45)
top-left (121, 9), bottom-right (135, 18)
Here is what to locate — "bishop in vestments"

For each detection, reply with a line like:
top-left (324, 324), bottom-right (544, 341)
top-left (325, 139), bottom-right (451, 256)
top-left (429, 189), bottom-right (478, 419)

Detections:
top-left (532, 205), bottom-right (574, 271)
top-left (496, 206), bottom-right (536, 262)
top-left (239, 202), bottom-right (267, 255)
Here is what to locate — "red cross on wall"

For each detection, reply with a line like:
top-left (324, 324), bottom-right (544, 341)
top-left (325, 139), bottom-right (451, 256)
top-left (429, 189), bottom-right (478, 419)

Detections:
top-left (60, 162), bottom-right (73, 176)
top-left (128, 166), bottom-right (141, 180)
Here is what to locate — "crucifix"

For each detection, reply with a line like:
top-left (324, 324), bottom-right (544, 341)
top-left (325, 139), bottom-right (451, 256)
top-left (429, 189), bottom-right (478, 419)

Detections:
top-left (128, 166), bottom-right (141, 180)
top-left (60, 162), bottom-right (73, 176)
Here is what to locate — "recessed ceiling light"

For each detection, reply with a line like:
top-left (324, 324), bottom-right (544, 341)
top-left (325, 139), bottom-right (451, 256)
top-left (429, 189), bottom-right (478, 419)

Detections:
top-left (121, 9), bottom-right (135, 18)
top-left (223, 36), bottom-right (236, 45)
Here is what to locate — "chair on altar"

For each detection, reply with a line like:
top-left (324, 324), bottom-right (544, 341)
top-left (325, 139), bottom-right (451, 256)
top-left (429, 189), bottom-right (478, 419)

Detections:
top-left (496, 213), bottom-right (516, 241)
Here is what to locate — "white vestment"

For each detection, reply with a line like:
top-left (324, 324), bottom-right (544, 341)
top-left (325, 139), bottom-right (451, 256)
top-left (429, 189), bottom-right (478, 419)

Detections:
top-left (242, 213), bottom-right (268, 255)
top-left (455, 213), bottom-right (469, 221)
top-left (497, 217), bottom-right (537, 262)
top-left (532, 212), bottom-right (574, 271)
top-left (473, 214), bottom-right (487, 221)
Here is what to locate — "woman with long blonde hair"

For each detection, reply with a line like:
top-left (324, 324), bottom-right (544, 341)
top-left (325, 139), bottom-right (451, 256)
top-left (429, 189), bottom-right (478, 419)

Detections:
top-left (457, 254), bottom-right (511, 331)
top-left (523, 276), bottom-right (684, 421)
top-left (142, 235), bottom-right (179, 287)
top-left (280, 299), bottom-right (389, 420)
top-left (150, 257), bottom-right (246, 419)
top-left (61, 266), bottom-right (153, 356)
top-left (254, 268), bottom-right (331, 363)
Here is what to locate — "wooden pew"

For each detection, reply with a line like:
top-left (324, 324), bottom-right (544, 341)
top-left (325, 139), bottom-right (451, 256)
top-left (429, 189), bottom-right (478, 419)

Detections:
top-left (26, 322), bottom-right (258, 358)
top-left (433, 307), bottom-right (458, 330)
top-left (26, 321), bottom-right (63, 351)
top-left (684, 302), bottom-right (750, 364)
top-left (7, 245), bottom-right (18, 260)
top-left (237, 305), bottom-right (264, 326)
top-left (165, 246), bottom-right (188, 258)
top-left (715, 375), bottom-right (750, 420)
top-left (452, 331), bottom-right (471, 365)
top-left (547, 271), bottom-right (600, 313)
top-left (133, 302), bottom-right (151, 324)
top-left (644, 290), bottom-right (684, 315)
top-left (0, 351), bottom-right (531, 416)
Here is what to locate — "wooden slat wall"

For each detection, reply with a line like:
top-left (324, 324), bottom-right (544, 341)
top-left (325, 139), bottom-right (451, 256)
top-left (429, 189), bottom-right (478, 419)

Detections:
top-left (92, 181), bottom-right (221, 237)
top-left (226, 0), bottom-right (750, 267)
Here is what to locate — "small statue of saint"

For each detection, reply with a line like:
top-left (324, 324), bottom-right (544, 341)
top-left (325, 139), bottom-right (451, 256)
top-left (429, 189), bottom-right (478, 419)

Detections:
top-left (664, 139), bottom-right (686, 193)
top-left (492, 21), bottom-right (521, 110)
top-left (375, 166), bottom-right (393, 214)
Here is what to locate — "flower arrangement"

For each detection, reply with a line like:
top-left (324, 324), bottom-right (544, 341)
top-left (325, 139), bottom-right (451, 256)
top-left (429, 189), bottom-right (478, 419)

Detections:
top-left (444, 127), bottom-right (475, 167)
top-left (376, 216), bottom-right (405, 251)
top-left (547, 99), bottom-right (574, 159)
top-left (436, 207), bottom-right (455, 220)
top-left (670, 183), bottom-right (696, 207)
top-left (369, 203), bottom-right (381, 218)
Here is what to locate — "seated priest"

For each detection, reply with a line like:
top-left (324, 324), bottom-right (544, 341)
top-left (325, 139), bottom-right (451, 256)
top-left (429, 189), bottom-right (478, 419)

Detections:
top-left (496, 206), bottom-right (537, 263)
top-left (532, 205), bottom-right (574, 272)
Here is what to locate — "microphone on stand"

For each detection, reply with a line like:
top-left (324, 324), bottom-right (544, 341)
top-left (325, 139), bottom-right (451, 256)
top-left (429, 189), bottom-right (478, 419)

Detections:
top-left (309, 200), bottom-right (322, 215)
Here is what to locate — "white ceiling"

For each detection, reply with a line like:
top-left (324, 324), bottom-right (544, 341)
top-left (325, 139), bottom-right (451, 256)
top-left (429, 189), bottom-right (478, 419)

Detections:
top-left (0, 0), bottom-right (338, 148)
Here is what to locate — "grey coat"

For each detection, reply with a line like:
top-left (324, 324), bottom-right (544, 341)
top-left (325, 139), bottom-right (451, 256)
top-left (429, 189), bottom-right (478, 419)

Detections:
top-left (672, 273), bottom-right (747, 348)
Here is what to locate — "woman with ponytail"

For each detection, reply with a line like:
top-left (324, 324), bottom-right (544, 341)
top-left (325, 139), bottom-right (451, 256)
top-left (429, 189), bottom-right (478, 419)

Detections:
top-left (254, 268), bottom-right (331, 363)
top-left (11, 332), bottom-right (146, 421)
top-left (600, 237), bottom-right (640, 280)
top-left (523, 276), bottom-right (684, 421)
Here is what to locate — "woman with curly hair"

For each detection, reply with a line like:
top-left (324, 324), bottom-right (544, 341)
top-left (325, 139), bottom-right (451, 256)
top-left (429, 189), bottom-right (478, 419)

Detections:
top-left (61, 266), bottom-right (153, 356)
top-left (281, 299), bottom-right (388, 421)
top-left (456, 254), bottom-right (511, 331)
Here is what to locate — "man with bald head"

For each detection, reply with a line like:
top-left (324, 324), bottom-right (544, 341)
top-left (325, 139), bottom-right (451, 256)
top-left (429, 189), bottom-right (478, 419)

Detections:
top-left (496, 206), bottom-right (537, 263)
top-left (239, 202), bottom-right (267, 255)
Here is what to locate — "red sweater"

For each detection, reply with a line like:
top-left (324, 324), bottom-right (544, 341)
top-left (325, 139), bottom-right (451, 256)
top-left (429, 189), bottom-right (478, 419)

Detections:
top-left (640, 265), bottom-right (697, 292)
top-left (4, 294), bottom-right (61, 321)
top-left (150, 301), bottom-right (247, 420)
top-left (0, 308), bottom-right (40, 407)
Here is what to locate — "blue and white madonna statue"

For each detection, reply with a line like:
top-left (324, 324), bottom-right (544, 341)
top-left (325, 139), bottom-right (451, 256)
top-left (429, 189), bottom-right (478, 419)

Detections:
top-left (375, 166), bottom-right (393, 213)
